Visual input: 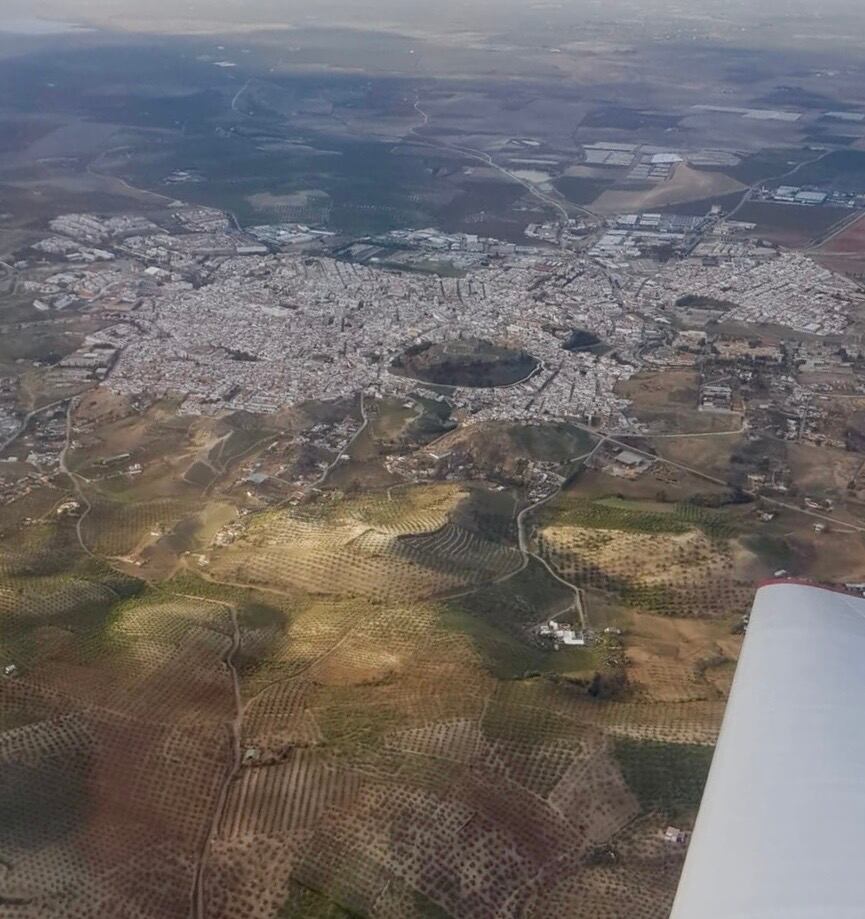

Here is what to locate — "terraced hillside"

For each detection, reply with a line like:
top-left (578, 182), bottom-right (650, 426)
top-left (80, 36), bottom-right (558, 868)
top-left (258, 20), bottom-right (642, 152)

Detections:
top-left (208, 485), bottom-right (524, 600)
top-left (536, 496), bottom-right (762, 618)
top-left (0, 396), bottom-right (743, 919)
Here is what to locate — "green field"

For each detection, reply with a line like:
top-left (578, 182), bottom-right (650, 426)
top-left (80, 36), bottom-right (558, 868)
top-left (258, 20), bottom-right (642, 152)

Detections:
top-left (541, 496), bottom-right (734, 540)
top-left (614, 739), bottom-right (715, 820)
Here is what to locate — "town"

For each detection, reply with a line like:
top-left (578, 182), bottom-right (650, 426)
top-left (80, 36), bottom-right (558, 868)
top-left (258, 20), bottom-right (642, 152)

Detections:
top-left (9, 204), bottom-right (865, 448)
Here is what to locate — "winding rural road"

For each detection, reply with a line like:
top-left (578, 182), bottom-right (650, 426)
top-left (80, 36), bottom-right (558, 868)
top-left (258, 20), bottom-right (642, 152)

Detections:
top-left (512, 440), bottom-right (606, 631)
top-left (58, 398), bottom-right (97, 558)
top-left (85, 147), bottom-right (179, 206)
top-left (410, 98), bottom-right (600, 233)
top-left (575, 421), bottom-right (865, 534)
top-left (230, 79), bottom-right (252, 115)
top-left (0, 397), bottom-right (70, 455)
top-left (169, 593), bottom-right (243, 919)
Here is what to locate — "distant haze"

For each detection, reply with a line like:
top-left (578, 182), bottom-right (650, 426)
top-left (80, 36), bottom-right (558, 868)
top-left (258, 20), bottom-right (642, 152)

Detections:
top-left (10, 0), bottom-right (865, 38)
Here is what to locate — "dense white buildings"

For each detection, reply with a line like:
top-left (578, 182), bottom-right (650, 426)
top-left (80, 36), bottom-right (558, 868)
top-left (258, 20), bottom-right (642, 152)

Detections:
top-left (21, 209), bottom-right (865, 431)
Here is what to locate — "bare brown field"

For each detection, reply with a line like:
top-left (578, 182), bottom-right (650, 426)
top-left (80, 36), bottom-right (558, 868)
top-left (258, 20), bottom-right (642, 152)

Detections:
top-left (617, 368), bottom-right (742, 435)
top-left (591, 164), bottom-right (745, 214)
top-left (815, 211), bottom-right (865, 255)
top-left (649, 432), bottom-right (747, 483)
top-left (786, 442), bottom-right (862, 500)
top-left (814, 253), bottom-right (865, 277)
top-left (621, 613), bottom-right (742, 703)
top-left (734, 201), bottom-right (852, 248)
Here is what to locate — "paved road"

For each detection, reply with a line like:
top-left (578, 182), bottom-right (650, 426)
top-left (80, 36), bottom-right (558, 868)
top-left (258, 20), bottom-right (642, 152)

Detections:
top-left (0, 397), bottom-right (70, 455)
top-left (634, 417), bottom-right (747, 439)
top-left (312, 390), bottom-right (369, 491)
top-left (58, 398), bottom-right (97, 558)
top-left (512, 441), bottom-right (605, 630)
top-left (86, 147), bottom-right (178, 206)
top-left (410, 98), bottom-right (601, 234)
top-left (230, 79), bottom-right (252, 114)
top-left (575, 421), bottom-right (865, 534)
top-left (807, 209), bottom-right (864, 253)
top-left (723, 149), bottom-right (837, 224)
